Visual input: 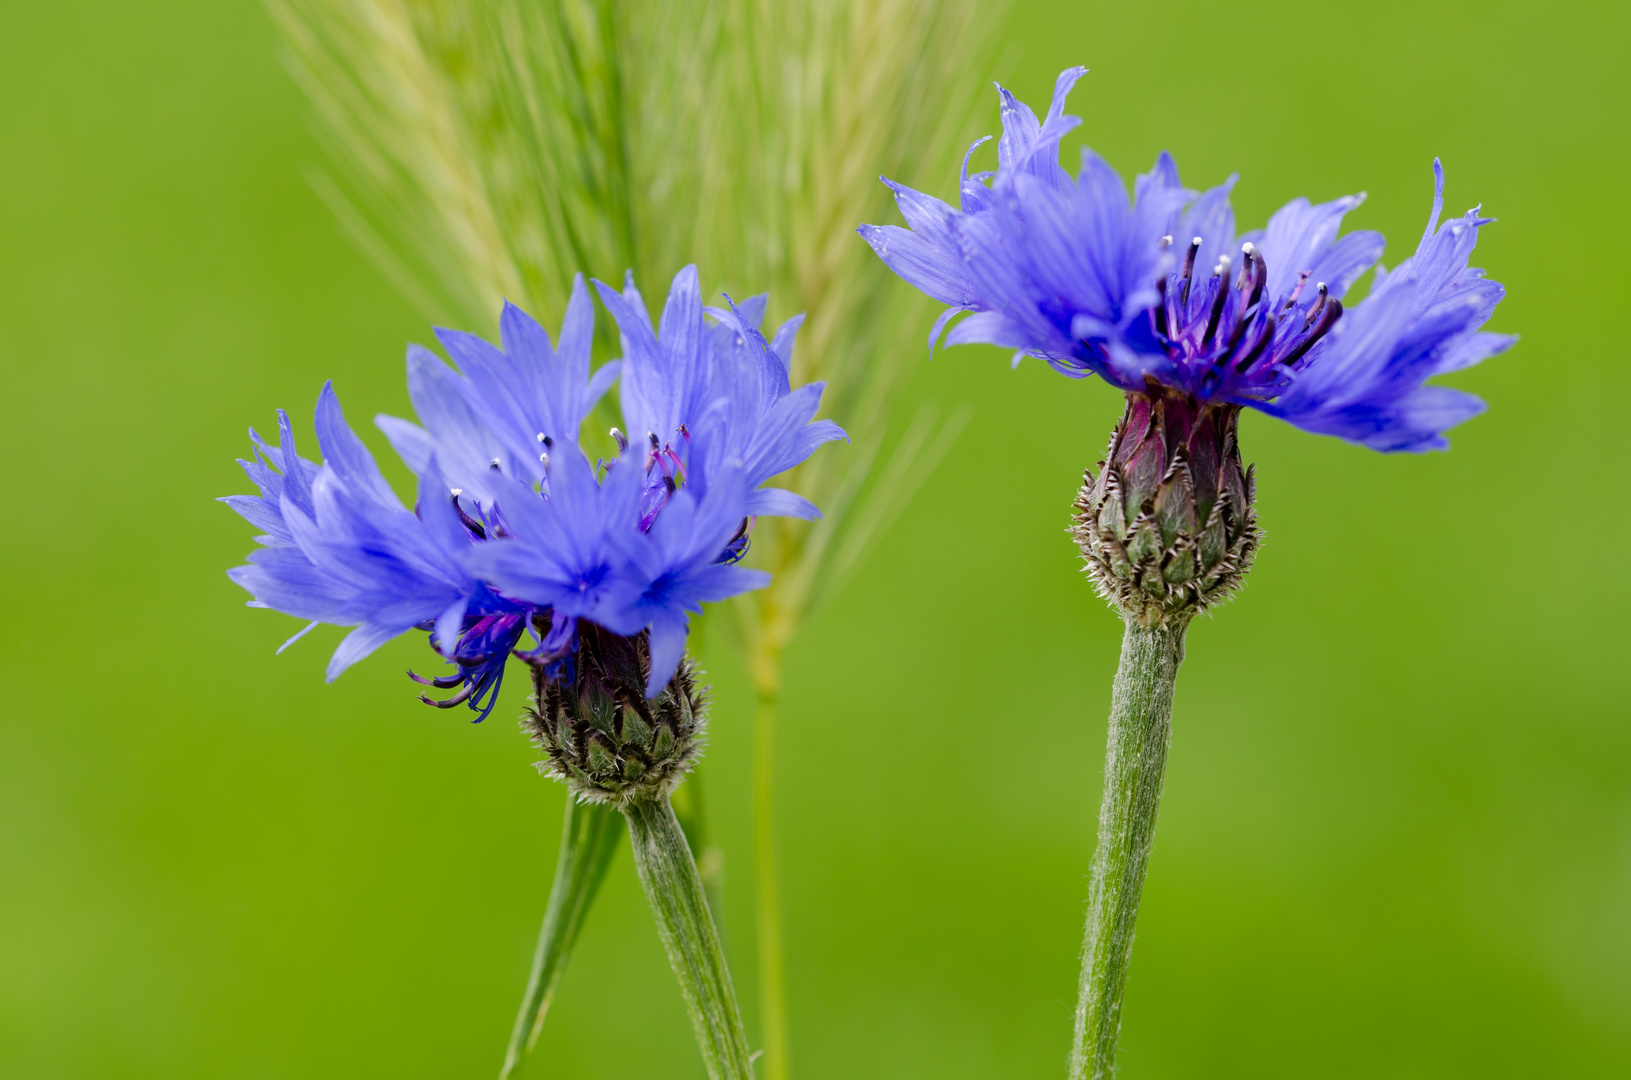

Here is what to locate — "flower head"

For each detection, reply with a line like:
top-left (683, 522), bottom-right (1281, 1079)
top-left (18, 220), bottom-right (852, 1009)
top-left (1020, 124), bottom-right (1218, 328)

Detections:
top-left (860, 67), bottom-right (1514, 453)
top-left (224, 269), bottom-right (844, 723)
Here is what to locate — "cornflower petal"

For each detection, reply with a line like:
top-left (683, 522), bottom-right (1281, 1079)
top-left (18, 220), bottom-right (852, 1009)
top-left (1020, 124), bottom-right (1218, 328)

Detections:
top-left (223, 386), bottom-right (499, 693)
top-left (326, 623), bottom-right (402, 682)
top-left (378, 275), bottom-right (619, 502)
top-left (747, 488), bottom-right (822, 520)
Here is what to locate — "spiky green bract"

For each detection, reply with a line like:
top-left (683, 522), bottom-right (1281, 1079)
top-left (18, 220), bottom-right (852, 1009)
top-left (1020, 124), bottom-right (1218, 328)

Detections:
top-left (524, 624), bottom-right (707, 807)
top-left (1073, 390), bottom-right (1259, 629)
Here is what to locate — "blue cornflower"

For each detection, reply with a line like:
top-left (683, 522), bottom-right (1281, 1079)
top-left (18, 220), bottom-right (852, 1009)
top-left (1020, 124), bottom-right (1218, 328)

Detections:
top-left (859, 67), bottom-right (1515, 453)
top-left (862, 67), bottom-right (1513, 627)
top-left (223, 267), bottom-right (843, 725)
top-left (857, 70), bottom-right (1520, 1078)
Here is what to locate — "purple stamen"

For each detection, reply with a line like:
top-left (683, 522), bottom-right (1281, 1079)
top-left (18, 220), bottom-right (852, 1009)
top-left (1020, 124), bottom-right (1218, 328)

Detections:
top-left (452, 493), bottom-right (486, 539)
top-left (1179, 237), bottom-right (1201, 306)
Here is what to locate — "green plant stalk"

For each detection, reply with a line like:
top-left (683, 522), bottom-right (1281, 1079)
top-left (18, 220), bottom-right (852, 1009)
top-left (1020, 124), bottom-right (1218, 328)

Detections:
top-left (625, 793), bottom-right (756, 1080)
top-left (753, 683), bottom-right (789, 1080)
top-left (499, 796), bottom-right (623, 1080)
top-left (671, 763), bottom-right (728, 942)
top-left (1070, 619), bottom-right (1187, 1080)
top-left (742, 616), bottom-right (792, 1080)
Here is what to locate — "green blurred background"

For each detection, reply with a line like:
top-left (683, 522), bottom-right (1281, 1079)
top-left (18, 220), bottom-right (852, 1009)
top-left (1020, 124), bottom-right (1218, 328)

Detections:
top-left (3, 0), bottom-right (1629, 1076)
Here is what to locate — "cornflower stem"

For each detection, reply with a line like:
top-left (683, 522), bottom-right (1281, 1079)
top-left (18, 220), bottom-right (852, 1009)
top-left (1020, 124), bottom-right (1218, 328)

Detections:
top-left (671, 765), bottom-right (728, 942)
top-left (1070, 618), bottom-right (1188, 1080)
top-left (625, 793), bottom-right (756, 1080)
top-left (753, 682), bottom-right (790, 1080)
top-left (499, 797), bottom-right (622, 1080)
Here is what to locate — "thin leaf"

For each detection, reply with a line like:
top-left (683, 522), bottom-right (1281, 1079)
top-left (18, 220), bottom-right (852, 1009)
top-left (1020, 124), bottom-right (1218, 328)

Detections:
top-left (499, 797), bottom-right (623, 1080)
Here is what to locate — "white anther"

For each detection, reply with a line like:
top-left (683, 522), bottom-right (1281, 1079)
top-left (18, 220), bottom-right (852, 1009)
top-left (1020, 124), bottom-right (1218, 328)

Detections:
top-left (450, 488), bottom-right (463, 497)
top-left (1193, 236), bottom-right (1204, 246)
top-left (536, 432), bottom-right (547, 443)
top-left (1159, 234), bottom-right (1174, 248)
top-left (490, 457), bottom-right (502, 468)
top-left (539, 452), bottom-right (550, 465)
top-left (1241, 242), bottom-right (1256, 256)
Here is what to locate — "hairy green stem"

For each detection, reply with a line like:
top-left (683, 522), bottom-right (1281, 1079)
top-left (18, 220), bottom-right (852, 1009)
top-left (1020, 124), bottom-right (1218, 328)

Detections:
top-left (499, 797), bottom-right (623, 1079)
top-left (752, 686), bottom-right (790, 1080)
top-left (671, 765), bottom-right (728, 943)
top-left (625, 794), bottom-right (755, 1080)
top-left (1070, 619), bottom-right (1187, 1080)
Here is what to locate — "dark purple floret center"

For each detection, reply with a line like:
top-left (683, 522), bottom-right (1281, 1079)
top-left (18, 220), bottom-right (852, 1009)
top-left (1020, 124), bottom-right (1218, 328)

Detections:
top-left (1148, 237), bottom-right (1343, 402)
top-left (409, 610), bottom-right (531, 722)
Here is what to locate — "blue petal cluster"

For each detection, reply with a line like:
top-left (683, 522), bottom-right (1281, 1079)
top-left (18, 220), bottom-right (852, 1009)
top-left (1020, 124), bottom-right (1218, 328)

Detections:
top-left (224, 267), bottom-right (844, 716)
top-left (860, 67), bottom-right (1515, 452)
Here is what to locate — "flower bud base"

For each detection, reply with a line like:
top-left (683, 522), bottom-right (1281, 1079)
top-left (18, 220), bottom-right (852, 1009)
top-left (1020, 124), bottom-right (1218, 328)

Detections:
top-left (1073, 389), bottom-right (1259, 628)
top-left (524, 623), bottom-right (706, 806)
